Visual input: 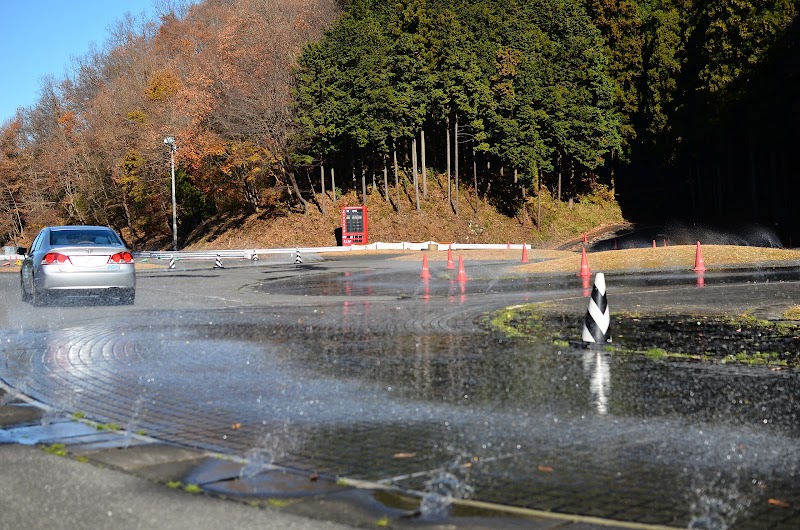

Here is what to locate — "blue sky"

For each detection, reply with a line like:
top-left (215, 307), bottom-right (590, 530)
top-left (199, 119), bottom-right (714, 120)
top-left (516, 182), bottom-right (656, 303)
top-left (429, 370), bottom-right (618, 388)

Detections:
top-left (0, 1), bottom-right (162, 125)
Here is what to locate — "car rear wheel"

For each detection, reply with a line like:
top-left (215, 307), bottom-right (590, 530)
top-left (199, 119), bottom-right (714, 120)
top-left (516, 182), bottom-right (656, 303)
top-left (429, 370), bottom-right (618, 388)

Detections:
top-left (30, 282), bottom-right (48, 307)
top-left (122, 289), bottom-right (136, 305)
top-left (20, 276), bottom-right (30, 302)
top-left (117, 289), bottom-right (135, 306)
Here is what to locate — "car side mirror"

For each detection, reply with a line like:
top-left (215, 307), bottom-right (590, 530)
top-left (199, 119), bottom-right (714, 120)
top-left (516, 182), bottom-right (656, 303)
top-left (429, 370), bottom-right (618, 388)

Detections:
top-left (17, 247), bottom-right (27, 256)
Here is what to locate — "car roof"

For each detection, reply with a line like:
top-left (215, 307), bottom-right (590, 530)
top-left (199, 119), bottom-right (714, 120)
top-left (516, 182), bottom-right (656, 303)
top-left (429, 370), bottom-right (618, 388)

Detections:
top-left (47, 225), bottom-right (113, 231)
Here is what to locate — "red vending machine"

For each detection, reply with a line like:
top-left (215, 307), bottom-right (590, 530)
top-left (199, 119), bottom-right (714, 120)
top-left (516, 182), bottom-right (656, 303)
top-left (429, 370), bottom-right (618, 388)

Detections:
top-left (341, 206), bottom-right (368, 246)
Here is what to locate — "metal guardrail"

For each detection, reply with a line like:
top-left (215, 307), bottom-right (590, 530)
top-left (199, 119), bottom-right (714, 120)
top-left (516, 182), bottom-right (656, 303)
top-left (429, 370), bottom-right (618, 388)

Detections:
top-left (4, 242), bottom-right (534, 265)
top-left (135, 250), bottom-right (253, 261)
top-left (133, 242), bottom-right (530, 261)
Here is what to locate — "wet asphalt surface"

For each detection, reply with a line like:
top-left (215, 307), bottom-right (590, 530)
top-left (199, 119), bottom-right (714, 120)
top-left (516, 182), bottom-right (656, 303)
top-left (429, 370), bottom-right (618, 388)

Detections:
top-left (1, 252), bottom-right (800, 529)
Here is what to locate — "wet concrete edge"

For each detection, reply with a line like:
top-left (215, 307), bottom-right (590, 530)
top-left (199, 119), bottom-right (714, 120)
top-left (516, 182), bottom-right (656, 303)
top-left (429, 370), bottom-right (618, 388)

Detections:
top-left (0, 384), bottom-right (679, 530)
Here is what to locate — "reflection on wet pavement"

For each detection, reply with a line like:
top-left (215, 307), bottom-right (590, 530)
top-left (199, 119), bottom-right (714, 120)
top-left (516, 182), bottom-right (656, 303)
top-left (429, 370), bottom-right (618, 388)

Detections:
top-left (2, 268), bottom-right (800, 528)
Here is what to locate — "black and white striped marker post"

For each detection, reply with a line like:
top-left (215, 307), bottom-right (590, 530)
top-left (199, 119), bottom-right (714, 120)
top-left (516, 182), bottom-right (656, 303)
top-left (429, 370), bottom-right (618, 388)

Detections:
top-left (294, 248), bottom-right (303, 266)
top-left (251, 250), bottom-right (258, 262)
top-left (582, 272), bottom-right (611, 344)
top-left (168, 256), bottom-right (176, 269)
top-left (213, 254), bottom-right (225, 269)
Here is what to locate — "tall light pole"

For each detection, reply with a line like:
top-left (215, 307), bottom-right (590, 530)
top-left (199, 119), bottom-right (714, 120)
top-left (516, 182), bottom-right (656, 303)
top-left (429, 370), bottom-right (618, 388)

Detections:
top-left (163, 136), bottom-right (178, 251)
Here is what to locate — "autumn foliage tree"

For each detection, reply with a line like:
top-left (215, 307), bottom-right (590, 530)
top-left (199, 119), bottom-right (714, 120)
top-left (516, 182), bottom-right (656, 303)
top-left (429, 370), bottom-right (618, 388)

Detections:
top-left (0, 0), bottom-right (340, 247)
top-left (0, 0), bottom-right (798, 247)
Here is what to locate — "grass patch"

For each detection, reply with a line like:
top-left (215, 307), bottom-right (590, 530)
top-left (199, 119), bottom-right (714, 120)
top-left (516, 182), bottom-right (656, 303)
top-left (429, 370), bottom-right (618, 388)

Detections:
top-left (487, 304), bottom-right (551, 340)
top-left (95, 422), bottom-right (122, 431)
top-left (43, 443), bottom-right (68, 457)
top-left (644, 348), bottom-right (669, 360)
top-left (487, 305), bottom-right (800, 367)
top-left (721, 351), bottom-right (788, 367)
top-left (784, 306), bottom-right (800, 321)
top-left (518, 245), bottom-right (800, 274)
top-left (184, 483), bottom-right (202, 494)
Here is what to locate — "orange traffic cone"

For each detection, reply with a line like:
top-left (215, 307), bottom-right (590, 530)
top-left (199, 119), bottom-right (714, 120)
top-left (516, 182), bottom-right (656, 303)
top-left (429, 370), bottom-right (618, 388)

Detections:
top-left (577, 247), bottom-right (591, 278)
top-left (693, 241), bottom-right (706, 272)
top-left (581, 275), bottom-right (591, 297)
top-left (446, 244), bottom-right (455, 270)
top-left (420, 254), bottom-right (432, 280)
top-left (652, 240), bottom-right (657, 248)
top-left (521, 243), bottom-right (529, 263)
top-left (456, 256), bottom-right (468, 283)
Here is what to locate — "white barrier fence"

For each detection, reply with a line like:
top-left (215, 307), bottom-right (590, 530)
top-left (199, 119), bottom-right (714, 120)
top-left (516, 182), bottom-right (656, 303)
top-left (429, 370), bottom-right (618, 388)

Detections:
top-left (134, 241), bottom-right (529, 261)
top-left (2, 241), bottom-right (532, 265)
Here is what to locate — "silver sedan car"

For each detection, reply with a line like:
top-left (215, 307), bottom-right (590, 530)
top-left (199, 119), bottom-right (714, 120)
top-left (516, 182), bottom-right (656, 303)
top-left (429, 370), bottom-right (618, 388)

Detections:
top-left (19, 225), bottom-right (136, 306)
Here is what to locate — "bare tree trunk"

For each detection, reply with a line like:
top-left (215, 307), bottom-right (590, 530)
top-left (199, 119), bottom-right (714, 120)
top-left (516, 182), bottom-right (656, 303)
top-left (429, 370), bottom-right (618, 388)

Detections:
top-left (383, 160), bottom-right (389, 202)
top-left (351, 161), bottom-right (356, 198)
top-left (473, 146), bottom-right (478, 214)
top-left (446, 117), bottom-right (451, 208)
top-left (570, 162), bottom-right (574, 200)
top-left (412, 136), bottom-right (420, 211)
top-left (361, 162), bottom-right (367, 206)
top-left (320, 163), bottom-right (326, 215)
top-left (420, 129), bottom-right (427, 199)
top-left (454, 115), bottom-right (459, 217)
top-left (557, 152), bottom-right (562, 202)
top-left (393, 139), bottom-right (400, 212)
top-left (514, 168), bottom-right (521, 224)
top-left (485, 158), bottom-right (491, 204)
top-left (610, 149), bottom-right (617, 193)
top-left (288, 171), bottom-right (308, 216)
top-left (521, 185), bottom-right (527, 227)
top-left (330, 166), bottom-right (336, 206)
top-left (537, 168), bottom-right (542, 231)
top-left (7, 190), bottom-right (24, 244)
top-left (304, 169), bottom-right (317, 211)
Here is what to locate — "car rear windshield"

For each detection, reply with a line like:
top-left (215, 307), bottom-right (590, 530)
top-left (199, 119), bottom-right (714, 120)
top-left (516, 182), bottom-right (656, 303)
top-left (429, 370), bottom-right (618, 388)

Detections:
top-left (50, 230), bottom-right (121, 246)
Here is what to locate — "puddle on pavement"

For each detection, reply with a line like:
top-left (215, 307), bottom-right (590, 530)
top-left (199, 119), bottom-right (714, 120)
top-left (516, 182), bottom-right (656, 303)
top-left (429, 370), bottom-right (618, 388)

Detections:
top-left (3, 268), bottom-right (800, 527)
top-left (0, 419), bottom-right (100, 445)
top-left (198, 462), bottom-right (346, 498)
top-left (254, 267), bottom-right (800, 299)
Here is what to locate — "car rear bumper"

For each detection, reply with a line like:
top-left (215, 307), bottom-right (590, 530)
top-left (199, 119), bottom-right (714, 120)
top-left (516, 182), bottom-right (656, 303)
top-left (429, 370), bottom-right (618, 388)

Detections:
top-left (39, 264), bottom-right (136, 290)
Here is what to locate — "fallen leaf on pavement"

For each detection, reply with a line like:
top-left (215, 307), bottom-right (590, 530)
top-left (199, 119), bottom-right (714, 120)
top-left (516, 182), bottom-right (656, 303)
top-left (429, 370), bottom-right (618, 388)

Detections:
top-left (768, 498), bottom-right (791, 508)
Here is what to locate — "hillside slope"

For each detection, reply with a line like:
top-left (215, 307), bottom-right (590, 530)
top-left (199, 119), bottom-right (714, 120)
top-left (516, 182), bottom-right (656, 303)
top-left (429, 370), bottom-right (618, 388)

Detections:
top-left (184, 176), bottom-right (625, 250)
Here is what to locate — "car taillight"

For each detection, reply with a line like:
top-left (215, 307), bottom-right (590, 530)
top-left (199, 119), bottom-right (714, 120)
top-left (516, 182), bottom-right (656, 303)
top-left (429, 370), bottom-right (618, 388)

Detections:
top-left (43, 252), bottom-right (71, 265)
top-left (108, 252), bottom-right (134, 264)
